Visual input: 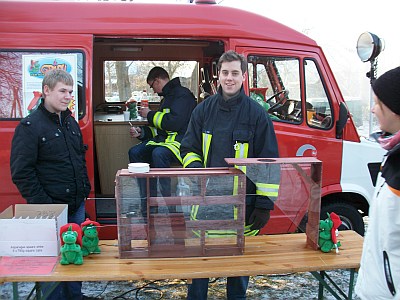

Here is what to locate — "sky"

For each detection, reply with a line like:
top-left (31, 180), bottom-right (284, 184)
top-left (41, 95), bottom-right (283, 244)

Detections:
top-left (219, 0), bottom-right (399, 101)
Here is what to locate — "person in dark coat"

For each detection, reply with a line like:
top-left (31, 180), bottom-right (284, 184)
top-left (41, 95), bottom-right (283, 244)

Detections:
top-left (128, 67), bottom-right (196, 215)
top-left (10, 69), bottom-right (91, 300)
top-left (180, 50), bottom-right (279, 300)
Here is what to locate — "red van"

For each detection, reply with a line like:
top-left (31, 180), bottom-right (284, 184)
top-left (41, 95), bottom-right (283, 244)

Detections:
top-left (0, 0), bottom-right (385, 238)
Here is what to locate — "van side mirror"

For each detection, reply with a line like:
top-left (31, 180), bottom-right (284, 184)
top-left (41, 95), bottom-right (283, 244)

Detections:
top-left (336, 102), bottom-right (348, 139)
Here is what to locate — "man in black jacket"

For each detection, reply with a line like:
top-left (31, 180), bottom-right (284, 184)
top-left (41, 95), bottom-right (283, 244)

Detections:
top-left (129, 67), bottom-right (196, 215)
top-left (180, 50), bottom-right (279, 300)
top-left (10, 69), bottom-right (91, 300)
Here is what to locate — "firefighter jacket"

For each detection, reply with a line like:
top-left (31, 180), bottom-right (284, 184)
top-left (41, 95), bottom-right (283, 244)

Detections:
top-left (10, 102), bottom-right (91, 216)
top-left (139, 77), bottom-right (196, 163)
top-left (355, 139), bottom-right (400, 300)
top-left (180, 86), bottom-right (280, 235)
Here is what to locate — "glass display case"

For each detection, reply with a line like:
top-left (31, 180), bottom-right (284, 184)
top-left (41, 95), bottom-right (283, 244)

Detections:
top-left (116, 167), bottom-right (246, 258)
top-left (115, 157), bottom-right (322, 259)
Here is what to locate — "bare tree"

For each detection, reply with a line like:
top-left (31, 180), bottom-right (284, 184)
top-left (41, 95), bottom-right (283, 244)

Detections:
top-left (0, 52), bottom-right (22, 118)
top-left (115, 61), bottom-right (131, 102)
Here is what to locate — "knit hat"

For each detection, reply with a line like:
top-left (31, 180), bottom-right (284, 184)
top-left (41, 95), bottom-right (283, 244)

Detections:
top-left (372, 66), bottom-right (400, 115)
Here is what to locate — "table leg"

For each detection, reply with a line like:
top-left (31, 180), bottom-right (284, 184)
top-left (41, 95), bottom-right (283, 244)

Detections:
top-left (348, 269), bottom-right (355, 300)
top-left (12, 282), bottom-right (18, 300)
top-left (311, 269), bottom-right (355, 300)
top-left (317, 271), bottom-right (324, 299)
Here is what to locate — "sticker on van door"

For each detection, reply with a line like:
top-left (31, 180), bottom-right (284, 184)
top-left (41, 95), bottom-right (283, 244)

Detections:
top-left (296, 144), bottom-right (317, 157)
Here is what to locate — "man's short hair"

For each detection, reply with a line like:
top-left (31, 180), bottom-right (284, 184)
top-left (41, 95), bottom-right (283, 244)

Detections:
top-left (147, 67), bottom-right (170, 82)
top-left (42, 69), bottom-right (74, 95)
top-left (218, 50), bottom-right (247, 74)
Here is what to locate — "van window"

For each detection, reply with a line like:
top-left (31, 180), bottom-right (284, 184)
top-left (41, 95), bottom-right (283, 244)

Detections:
top-left (304, 59), bottom-right (333, 129)
top-left (0, 51), bottom-right (85, 120)
top-left (248, 55), bottom-right (301, 123)
top-left (103, 60), bottom-right (199, 103)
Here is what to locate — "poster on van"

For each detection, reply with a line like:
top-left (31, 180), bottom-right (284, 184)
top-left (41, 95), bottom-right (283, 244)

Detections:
top-left (22, 54), bottom-right (78, 119)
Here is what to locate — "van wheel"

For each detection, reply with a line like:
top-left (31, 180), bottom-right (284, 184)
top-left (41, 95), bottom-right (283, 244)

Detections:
top-left (320, 202), bottom-right (365, 236)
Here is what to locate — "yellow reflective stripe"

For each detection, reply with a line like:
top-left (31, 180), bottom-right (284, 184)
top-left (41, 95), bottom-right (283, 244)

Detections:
top-left (190, 204), bottom-right (199, 220)
top-left (233, 176), bottom-right (239, 195)
top-left (235, 142), bottom-right (249, 160)
top-left (205, 230), bottom-right (238, 237)
top-left (146, 140), bottom-right (182, 163)
top-left (183, 153), bottom-right (202, 168)
top-left (191, 229), bottom-right (239, 238)
top-left (244, 224), bottom-right (259, 236)
top-left (255, 183), bottom-right (279, 197)
top-left (192, 227), bottom-right (258, 237)
top-left (146, 140), bottom-right (180, 148)
top-left (192, 230), bottom-right (201, 237)
top-left (149, 127), bottom-right (157, 137)
top-left (202, 132), bottom-right (212, 167)
top-left (153, 111), bottom-right (167, 129)
top-left (235, 165), bottom-right (246, 173)
top-left (233, 142), bottom-right (248, 194)
top-left (165, 131), bottom-right (177, 143)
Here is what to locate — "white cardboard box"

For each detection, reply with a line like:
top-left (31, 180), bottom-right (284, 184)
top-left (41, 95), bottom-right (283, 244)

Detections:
top-left (0, 204), bottom-right (68, 256)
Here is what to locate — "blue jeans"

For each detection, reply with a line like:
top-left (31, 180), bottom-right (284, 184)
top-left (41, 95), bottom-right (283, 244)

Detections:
top-left (128, 142), bottom-right (179, 216)
top-left (187, 276), bottom-right (249, 300)
top-left (40, 201), bottom-right (86, 300)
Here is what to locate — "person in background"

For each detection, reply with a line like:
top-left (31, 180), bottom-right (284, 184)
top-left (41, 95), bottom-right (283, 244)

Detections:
top-left (180, 50), bottom-right (280, 300)
top-left (10, 69), bottom-right (92, 300)
top-left (128, 66), bottom-right (196, 215)
top-left (355, 67), bottom-right (400, 299)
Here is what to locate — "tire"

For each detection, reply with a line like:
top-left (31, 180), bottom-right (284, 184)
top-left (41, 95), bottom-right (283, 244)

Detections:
top-left (320, 202), bottom-right (365, 236)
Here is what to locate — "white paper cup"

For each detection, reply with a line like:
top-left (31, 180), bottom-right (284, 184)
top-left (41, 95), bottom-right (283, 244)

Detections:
top-left (128, 163), bottom-right (150, 173)
top-left (123, 111), bottom-right (130, 121)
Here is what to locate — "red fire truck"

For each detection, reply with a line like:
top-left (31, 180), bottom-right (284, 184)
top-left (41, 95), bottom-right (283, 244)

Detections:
top-left (0, 0), bottom-right (385, 238)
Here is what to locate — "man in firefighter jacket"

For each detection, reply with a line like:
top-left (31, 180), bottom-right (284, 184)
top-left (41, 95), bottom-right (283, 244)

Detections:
top-left (129, 67), bottom-right (196, 215)
top-left (180, 50), bottom-right (280, 300)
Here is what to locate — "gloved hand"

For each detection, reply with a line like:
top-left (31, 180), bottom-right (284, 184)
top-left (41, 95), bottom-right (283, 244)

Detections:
top-left (249, 208), bottom-right (271, 230)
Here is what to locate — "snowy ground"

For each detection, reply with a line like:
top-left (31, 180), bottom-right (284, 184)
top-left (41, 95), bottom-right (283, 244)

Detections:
top-left (1, 270), bottom-right (361, 299)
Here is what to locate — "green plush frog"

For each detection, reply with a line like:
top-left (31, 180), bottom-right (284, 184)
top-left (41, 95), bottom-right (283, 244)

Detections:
top-left (318, 212), bottom-right (342, 253)
top-left (127, 101), bottom-right (138, 120)
top-left (60, 225), bottom-right (83, 265)
top-left (81, 218), bottom-right (101, 257)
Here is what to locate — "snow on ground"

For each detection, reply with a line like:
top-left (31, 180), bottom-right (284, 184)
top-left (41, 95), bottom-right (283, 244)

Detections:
top-left (1, 270), bottom-right (361, 299)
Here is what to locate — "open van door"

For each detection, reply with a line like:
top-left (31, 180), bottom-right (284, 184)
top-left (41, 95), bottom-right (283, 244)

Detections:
top-left (237, 47), bottom-right (344, 233)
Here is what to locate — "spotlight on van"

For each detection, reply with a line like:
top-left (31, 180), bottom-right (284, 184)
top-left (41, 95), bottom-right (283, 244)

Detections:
top-left (356, 32), bottom-right (384, 62)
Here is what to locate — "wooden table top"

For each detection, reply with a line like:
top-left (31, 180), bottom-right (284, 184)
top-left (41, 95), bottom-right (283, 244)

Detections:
top-left (0, 231), bottom-right (363, 283)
